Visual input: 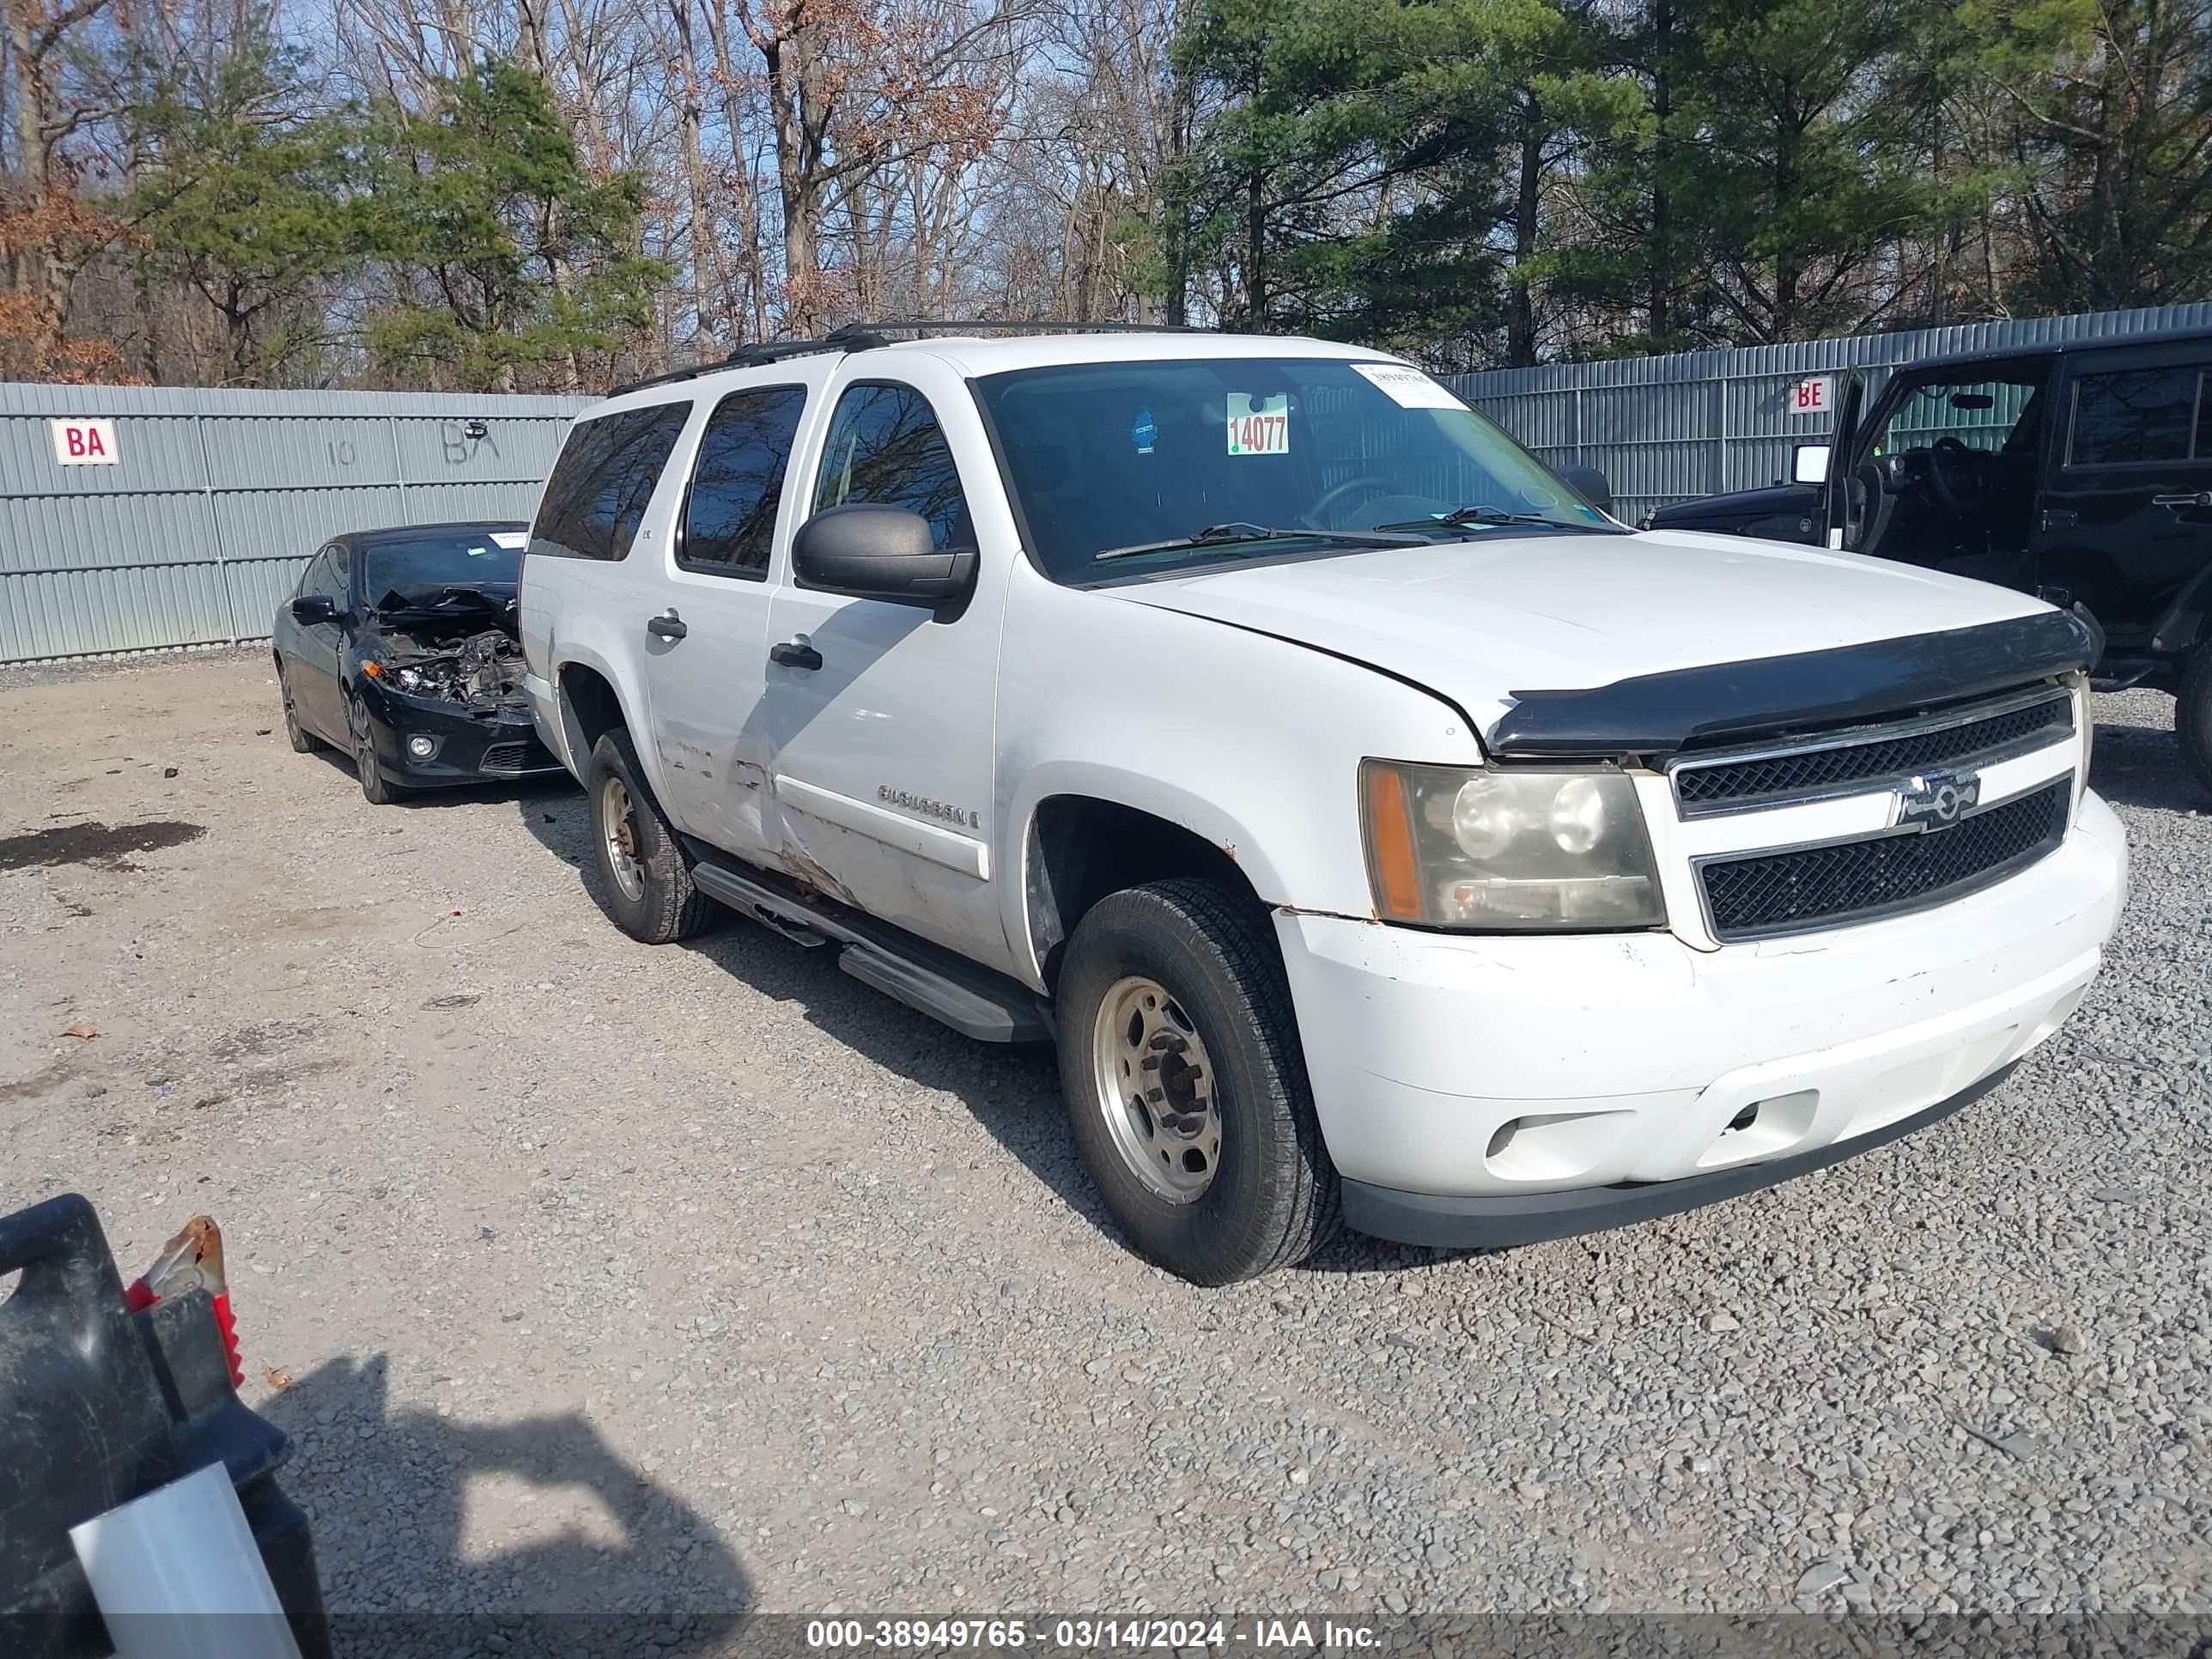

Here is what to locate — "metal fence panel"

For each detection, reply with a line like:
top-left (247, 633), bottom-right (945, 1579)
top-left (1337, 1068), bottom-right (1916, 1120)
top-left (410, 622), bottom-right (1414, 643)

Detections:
top-left (9, 307), bottom-right (2212, 661)
top-left (1449, 301), bottom-right (2212, 521)
top-left (0, 383), bottom-right (589, 662)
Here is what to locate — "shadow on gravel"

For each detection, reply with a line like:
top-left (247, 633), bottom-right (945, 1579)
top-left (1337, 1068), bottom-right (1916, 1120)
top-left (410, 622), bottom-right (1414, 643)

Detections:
top-left (304, 744), bottom-right (580, 811)
top-left (514, 787), bottom-right (1451, 1278)
top-left (515, 792), bottom-right (1123, 1251)
top-left (2088, 720), bottom-right (2203, 814)
top-left (261, 1353), bottom-right (750, 1647)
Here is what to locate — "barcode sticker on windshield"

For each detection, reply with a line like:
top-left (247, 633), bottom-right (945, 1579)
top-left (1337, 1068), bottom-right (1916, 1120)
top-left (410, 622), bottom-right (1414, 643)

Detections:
top-left (491, 531), bottom-right (527, 550)
top-left (1352, 363), bottom-right (1467, 410)
top-left (1226, 393), bottom-right (1290, 456)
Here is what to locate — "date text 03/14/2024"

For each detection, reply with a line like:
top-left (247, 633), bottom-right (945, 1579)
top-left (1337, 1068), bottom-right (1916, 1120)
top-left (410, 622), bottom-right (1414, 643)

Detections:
top-left (803, 1620), bottom-right (1380, 1651)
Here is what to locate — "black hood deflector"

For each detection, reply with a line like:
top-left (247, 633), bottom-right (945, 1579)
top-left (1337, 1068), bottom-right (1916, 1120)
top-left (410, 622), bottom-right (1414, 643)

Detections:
top-left (1487, 609), bottom-right (2099, 759)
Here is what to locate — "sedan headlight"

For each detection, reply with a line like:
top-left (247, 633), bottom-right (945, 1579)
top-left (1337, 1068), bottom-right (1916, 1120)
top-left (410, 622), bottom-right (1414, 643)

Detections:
top-left (1360, 760), bottom-right (1665, 929)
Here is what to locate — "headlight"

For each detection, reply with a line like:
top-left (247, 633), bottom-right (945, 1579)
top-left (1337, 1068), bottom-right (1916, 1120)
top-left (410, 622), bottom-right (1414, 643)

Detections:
top-left (392, 658), bottom-right (465, 701)
top-left (1360, 760), bottom-right (1665, 929)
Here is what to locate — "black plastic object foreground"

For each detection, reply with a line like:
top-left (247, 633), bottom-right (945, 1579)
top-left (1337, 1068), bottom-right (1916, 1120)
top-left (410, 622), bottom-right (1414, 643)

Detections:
top-left (1487, 610), bottom-right (2098, 759)
top-left (0, 1193), bottom-right (330, 1659)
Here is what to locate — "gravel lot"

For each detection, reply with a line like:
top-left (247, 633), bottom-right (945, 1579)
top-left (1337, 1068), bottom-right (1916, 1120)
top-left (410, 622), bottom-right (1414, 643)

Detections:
top-left (2, 650), bottom-right (2207, 1625)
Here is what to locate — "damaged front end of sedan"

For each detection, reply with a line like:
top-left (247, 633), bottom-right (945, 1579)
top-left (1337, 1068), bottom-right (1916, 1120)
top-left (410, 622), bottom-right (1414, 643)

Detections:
top-left (358, 588), bottom-right (561, 785)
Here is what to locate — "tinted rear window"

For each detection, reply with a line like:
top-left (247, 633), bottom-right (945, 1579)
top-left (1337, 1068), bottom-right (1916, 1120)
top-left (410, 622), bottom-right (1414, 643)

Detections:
top-left (531, 403), bottom-right (693, 561)
top-left (2069, 367), bottom-right (2202, 465)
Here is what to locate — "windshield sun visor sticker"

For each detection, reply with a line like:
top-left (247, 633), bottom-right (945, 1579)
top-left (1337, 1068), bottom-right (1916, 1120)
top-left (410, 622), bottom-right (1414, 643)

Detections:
top-left (490, 531), bottom-right (527, 549)
top-left (1130, 408), bottom-right (1157, 455)
top-left (1485, 610), bottom-right (2100, 758)
top-left (1352, 362), bottom-right (1468, 410)
top-left (1226, 393), bottom-right (1289, 457)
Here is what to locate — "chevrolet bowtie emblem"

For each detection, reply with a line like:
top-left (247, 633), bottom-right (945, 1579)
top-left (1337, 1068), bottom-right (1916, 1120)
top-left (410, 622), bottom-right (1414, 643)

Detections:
top-left (1895, 769), bottom-right (1979, 829)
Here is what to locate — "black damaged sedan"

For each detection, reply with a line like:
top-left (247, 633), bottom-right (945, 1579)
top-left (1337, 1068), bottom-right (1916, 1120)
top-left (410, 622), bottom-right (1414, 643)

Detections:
top-left (271, 522), bottom-right (564, 805)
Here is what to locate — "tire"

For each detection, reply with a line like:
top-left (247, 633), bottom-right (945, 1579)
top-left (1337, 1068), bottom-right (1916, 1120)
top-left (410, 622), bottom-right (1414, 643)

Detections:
top-left (348, 695), bottom-right (408, 805)
top-left (584, 728), bottom-right (710, 944)
top-left (277, 665), bottom-right (319, 753)
top-left (2178, 649), bottom-right (2212, 802)
top-left (1054, 878), bottom-right (1340, 1284)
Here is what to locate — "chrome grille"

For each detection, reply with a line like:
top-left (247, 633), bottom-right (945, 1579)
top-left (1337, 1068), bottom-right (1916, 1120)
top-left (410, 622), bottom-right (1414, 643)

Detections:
top-left (1672, 690), bottom-right (2074, 816)
top-left (1698, 779), bottom-right (2071, 941)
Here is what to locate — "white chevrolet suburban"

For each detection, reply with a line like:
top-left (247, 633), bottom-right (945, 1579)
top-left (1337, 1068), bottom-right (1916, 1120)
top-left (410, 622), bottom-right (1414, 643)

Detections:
top-left (518, 324), bottom-right (2126, 1284)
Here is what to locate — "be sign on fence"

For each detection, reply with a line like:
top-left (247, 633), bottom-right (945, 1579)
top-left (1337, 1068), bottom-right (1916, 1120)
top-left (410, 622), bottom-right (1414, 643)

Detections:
top-left (51, 417), bottom-right (118, 465)
top-left (1790, 377), bottom-right (1832, 416)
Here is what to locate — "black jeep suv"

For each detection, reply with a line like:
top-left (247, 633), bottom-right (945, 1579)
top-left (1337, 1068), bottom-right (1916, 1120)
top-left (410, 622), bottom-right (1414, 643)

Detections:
top-left (1646, 325), bottom-right (2212, 793)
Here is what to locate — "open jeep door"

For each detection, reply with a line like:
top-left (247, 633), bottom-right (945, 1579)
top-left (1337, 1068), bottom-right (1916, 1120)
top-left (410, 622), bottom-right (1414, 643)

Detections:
top-left (1822, 372), bottom-right (1865, 550)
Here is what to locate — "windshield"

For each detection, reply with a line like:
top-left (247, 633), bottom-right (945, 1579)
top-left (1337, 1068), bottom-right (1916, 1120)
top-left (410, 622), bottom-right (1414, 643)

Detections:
top-left (974, 357), bottom-right (1613, 582)
top-left (1869, 368), bottom-right (2049, 458)
top-left (359, 527), bottom-right (526, 608)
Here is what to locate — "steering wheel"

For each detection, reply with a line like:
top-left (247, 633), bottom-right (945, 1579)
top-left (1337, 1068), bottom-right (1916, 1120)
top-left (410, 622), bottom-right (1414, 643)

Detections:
top-left (1305, 474), bottom-right (1396, 528)
top-left (1924, 435), bottom-right (1987, 516)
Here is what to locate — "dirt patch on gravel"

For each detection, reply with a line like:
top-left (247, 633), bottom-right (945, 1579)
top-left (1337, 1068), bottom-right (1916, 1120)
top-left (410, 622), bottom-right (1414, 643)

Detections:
top-left (0, 818), bottom-right (205, 872)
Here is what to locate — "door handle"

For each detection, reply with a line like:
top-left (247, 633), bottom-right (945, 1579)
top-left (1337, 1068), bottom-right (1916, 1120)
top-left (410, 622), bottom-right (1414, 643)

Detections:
top-left (647, 611), bottom-right (688, 640)
top-left (2153, 491), bottom-right (2212, 510)
top-left (769, 639), bottom-right (823, 671)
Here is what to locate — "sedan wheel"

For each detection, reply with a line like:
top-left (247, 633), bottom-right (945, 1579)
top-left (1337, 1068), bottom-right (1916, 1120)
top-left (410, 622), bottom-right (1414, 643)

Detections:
top-left (349, 699), bottom-right (406, 806)
top-left (278, 667), bottom-right (318, 753)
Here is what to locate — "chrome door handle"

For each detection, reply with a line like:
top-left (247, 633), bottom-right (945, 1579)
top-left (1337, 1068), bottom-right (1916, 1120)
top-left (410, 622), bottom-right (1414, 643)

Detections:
top-left (2153, 491), bottom-right (2212, 510)
top-left (647, 612), bottom-right (688, 640)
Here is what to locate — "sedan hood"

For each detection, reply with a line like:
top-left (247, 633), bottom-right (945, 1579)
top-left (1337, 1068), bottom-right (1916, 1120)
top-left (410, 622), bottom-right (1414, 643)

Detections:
top-left (1109, 529), bottom-right (2066, 752)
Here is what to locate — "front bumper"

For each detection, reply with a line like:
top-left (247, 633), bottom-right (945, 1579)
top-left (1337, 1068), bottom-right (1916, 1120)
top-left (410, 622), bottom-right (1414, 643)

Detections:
top-left (361, 686), bottom-right (564, 788)
top-left (1276, 789), bottom-right (2127, 1242)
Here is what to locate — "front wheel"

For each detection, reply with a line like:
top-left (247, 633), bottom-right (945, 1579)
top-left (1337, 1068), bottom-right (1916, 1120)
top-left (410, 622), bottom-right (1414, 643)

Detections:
top-left (348, 696), bottom-right (407, 805)
top-left (2177, 649), bottom-right (2212, 802)
top-left (1055, 878), bottom-right (1340, 1284)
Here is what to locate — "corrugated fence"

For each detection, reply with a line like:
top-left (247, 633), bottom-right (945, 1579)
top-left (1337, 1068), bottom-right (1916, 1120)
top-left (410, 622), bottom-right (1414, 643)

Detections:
top-left (6, 302), bottom-right (2211, 662)
top-left (1448, 301), bottom-right (2212, 524)
top-left (0, 384), bottom-right (587, 663)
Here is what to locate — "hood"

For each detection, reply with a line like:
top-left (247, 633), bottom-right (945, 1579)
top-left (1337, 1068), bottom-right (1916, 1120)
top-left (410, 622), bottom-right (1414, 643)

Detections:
top-left (1109, 529), bottom-right (2070, 753)
top-left (369, 584), bottom-right (520, 651)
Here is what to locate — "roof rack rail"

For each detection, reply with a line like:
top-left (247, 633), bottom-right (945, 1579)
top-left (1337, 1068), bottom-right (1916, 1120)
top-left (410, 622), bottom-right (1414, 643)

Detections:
top-left (608, 318), bottom-right (1204, 396)
top-left (825, 319), bottom-right (1205, 340)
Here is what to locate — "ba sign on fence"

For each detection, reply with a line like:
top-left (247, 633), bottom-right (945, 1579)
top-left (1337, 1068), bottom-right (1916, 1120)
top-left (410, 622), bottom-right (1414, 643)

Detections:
top-left (1790, 377), bottom-right (1833, 416)
top-left (51, 417), bottom-right (118, 465)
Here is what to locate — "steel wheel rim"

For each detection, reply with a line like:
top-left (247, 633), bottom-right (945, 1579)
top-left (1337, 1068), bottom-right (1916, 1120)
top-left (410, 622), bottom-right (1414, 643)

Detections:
top-left (1091, 975), bottom-right (1222, 1203)
top-left (600, 775), bottom-right (646, 902)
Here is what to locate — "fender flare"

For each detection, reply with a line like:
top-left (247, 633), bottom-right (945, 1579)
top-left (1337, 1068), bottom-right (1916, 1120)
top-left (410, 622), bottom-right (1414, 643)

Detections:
top-left (1000, 762), bottom-right (1293, 988)
top-left (2150, 561), bottom-right (2212, 658)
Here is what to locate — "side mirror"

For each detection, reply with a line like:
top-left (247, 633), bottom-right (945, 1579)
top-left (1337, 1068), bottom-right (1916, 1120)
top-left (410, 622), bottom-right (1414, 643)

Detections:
top-left (290, 594), bottom-right (338, 625)
top-left (1559, 465), bottom-right (1613, 514)
top-left (793, 504), bottom-right (976, 611)
top-left (1792, 443), bottom-right (1832, 486)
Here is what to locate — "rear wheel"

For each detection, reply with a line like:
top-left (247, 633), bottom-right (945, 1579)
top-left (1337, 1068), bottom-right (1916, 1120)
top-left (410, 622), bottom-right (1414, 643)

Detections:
top-left (2178, 649), bottom-right (2212, 801)
top-left (277, 665), bottom-right (318, 753)
top-left (585, 729), bottom-right (710, 944)
top-left (1055, 878), bottom-right (1340, 1284)
top-left (348, 696), bottom-right (407, 805)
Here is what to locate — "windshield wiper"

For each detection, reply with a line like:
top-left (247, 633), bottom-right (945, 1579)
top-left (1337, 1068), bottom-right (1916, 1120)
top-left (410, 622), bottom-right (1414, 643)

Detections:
top-left (1373, 504), bottom-right (1620, 534)
top-left (1094, 522), bottom-right (1425, 563)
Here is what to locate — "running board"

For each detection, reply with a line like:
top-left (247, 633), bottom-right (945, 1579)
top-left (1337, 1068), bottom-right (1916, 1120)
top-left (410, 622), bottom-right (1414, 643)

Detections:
top-left (684, 850), bottom-right (1051, 1044)
top-left (2090, 659), bottom-right (2156, 693)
